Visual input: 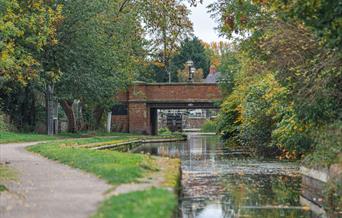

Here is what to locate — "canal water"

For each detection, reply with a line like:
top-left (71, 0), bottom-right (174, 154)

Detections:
top-left (132, 134), bottom-right (322, 218)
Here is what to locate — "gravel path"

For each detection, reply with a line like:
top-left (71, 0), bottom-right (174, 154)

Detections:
top-left (0, 142), bottom-right (111, 218)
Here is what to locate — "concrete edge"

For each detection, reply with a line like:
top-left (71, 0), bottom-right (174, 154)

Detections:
top-left (300, 166), bottom-right (329, 183)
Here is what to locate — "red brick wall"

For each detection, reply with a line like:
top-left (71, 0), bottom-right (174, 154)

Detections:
top-left (125, 83), bottom-right (221, 102)
top-left (145, 84), bottom-right (221, 101)
top-left (112, 115), bottom-right (128, 132)
top-left (128, 103), bottom-right (150, 134)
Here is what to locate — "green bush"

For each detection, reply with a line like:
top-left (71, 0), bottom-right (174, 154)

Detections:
top-left (158, 127), bottom-right (172, 135)
top-left (217, 92), bottom-right (241, 139)
top-left (303, 122), bottom-right (342, 168)
top-left (201, 120), bottom-right (217, 132)
top-left (239, 80), bottom-right (273, 148)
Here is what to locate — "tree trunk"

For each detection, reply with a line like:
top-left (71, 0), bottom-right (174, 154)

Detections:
top-left (59, 100), bottom-right (77, 132)
top-left (93, 106), bottom-right (104, 129)
top-left (46, 85), bottom-right (54, 135)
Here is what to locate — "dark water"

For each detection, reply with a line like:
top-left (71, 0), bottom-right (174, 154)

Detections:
top-left (132, 134), bottom-right (324, 218)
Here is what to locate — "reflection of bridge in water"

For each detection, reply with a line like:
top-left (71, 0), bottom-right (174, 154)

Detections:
top-left (132, 134), bottom-right (328, 218)
top-left (111, 82), bottom-right (222, 135)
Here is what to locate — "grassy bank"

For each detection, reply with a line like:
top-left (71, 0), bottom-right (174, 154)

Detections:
top-left (28, 138), bottom-right (157, 184)
top-left (28, 136), bottom-right (180, 217)
top-left (0, 130), bottom-right (139, 144)
top-left (93, 188), bottom-right (176, 218)
top-left (0, 129), bottom-right (185, 144)
top-left (0, 131), bottom-right (60, 144)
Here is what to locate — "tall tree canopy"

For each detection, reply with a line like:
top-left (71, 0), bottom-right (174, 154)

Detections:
top-left (210, 0), bottom-right (342, 167)
top-left (141, 0), bottom-right (193, 66)
top-left (53, 0), bottom-right (146, 131)
top-left (0, 0), bottom-right (63, 86)
top-left (0, 0), bottom-right (63, 130)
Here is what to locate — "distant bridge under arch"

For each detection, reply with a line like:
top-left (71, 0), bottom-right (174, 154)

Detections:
top-left (112, 82), bottom-right (222, 135)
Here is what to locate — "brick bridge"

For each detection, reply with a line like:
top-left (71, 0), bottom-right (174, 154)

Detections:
top-left (112, 82), bottom-right (222, 135)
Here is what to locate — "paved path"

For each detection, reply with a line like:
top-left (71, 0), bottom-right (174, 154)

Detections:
top-left (0, 142), bottom-right (111, 218)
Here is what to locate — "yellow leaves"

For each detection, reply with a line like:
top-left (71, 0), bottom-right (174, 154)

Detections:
top-left (278, 150), bottom-right (297, 160)
top-left (0, 0), bottom-right (63, 85)
top-left (32, 1), bottom-right (42, 9)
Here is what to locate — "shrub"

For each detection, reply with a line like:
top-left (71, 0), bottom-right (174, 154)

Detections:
top-left (201, 120), bottom-right (217, 132)
top-left (158, 127), bottom-right (172, 135)
top-left (303, 121), bottom-right (342, 168)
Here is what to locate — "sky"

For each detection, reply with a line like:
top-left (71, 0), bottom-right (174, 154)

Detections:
top-left (186, 0), bottom-right (226, 43)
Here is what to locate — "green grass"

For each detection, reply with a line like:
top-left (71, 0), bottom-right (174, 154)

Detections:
top-left (201, 120), bottom-right (217, 132)
top-left (93, 188), bottom-right (177, 218)
top-left (28, 136), bottom-right (180, 217)
top-left (27, 138), bottom-right (157, 185)
top-left (0, 130), bottom-right (139, 144)
top-left (0, 184), bottom-right (7, 192)
top-left (0, 131), bottom-right (60, 143)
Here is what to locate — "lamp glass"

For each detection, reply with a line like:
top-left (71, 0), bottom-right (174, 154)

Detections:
top-left (186, 60), bottom-right (193, 67)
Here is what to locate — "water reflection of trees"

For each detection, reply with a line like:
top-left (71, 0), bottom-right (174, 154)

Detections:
top-left (220, 175), bottom-right (309, 217)
top-left (134, 136), bottom-right (316, 217)
top-left (182, 174), bottom-right (314, 218)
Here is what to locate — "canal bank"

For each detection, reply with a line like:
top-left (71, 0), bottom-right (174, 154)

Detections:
top-left (300, 164), bottom-right (342, 217)
top-left (18, 133), bottom-right (341, 218)
top-left (134, 133), bottom-right (340, 218)
top-left (23, 135), bottom-right (183, 218)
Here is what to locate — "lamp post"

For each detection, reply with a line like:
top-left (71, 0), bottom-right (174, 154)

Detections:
top-left (186, 60), bottom-right (195, 83)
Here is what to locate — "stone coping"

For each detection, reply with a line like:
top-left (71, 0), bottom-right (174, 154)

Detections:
top-left (299, 196), bottom-right (327, 218)
top-left (91, 135), bottom-right (187, 150)
top-left (300, 166), bottom-right (329, 183)
top-left (132, 81), bottom-right (219, 86)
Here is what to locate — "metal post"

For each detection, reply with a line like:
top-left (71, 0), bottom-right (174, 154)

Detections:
top-left (188, 65), bottom-right (191, 82)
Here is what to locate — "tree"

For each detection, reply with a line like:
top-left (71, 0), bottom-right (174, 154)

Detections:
top-left (54, 0), bottom-right (145, 132)
top-left (170, 37), bottom-right (210, 80)
top-left (177, 65), bottom-right (203, 82)
top-left (0, 0), bottom-right (62, 131)
top-left (203, 41), bottom-right (232, 67)
top-left (0, 0), bottom-right (62, 86)
top-left (139, 0), bottom-right (193, 82)
top-left (269, 0), bottom-right (342, 48)
top-left (212, 0), bottom-right (342, 160)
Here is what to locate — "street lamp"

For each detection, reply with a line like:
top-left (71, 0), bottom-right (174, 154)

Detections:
top-left (186, 60), bottom-right (195, 83)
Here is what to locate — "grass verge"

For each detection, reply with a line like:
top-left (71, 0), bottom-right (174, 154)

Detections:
top-left (0, 130), bottom-right (139, 144)
top-left (27, 138), bottom-right (157, 185)
top-left (0, 131), bottom-right (60, 144)
top-left (0, 129), bottom-right (183, 144)
top-left (28, 136), bottom-right (181, 217)
top-left (93, 188), bottom-right (177, 218)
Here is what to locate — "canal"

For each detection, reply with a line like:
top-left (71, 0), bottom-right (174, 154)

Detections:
top-left (132, 134), bottom-right (324, 218)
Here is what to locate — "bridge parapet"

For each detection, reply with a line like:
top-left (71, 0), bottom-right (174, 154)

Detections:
top-left (119, 82), bottom-right (222, 102)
